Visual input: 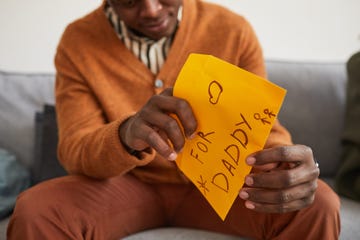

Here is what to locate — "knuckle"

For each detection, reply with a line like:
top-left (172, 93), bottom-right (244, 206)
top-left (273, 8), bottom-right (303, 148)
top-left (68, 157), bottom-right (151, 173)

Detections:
top-left (146, 130), bottom-right (158, 145)
top-left (308, 167), bottom-right (320, 180)
top-left (129, 119), bottom-right (145, 136)
top-left (278, 146), bottom-right (292, 160)
top-left (279, 191), bottom-right (292, 203)
top-left (308, 181), bottom-right (318, 195)
top-left (298, 145), bottom-right (315, 164)
top-left (301, 145), bottom-right (313, 157)
top-left (313, 167), bottom-right (320, 178)
top-left (164, 118), bottom-right (179, 132)
top-left (176, 99), bottom-right (189, 111)
top-left (280, 171), bottom-right (295, 187)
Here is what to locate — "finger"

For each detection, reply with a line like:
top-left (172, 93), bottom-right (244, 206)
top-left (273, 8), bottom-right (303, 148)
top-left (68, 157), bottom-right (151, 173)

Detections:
top-left (242, 195), bottom-right (316, 213)
top-left (141, 110), bottom-right (185, 152)
top-left (239, 180), bottom-right (318, 204)
top-left (245, 166), bottom-right (319, 189)
top-left (246, 145), bottom-right (313, 166)
top-left (152, 126), bottom-right (174, 149)
top-left (149, 94), bottom-right (197, 138)
top-left (128, 121), bottom-right (177, 161)
top-left (157, 128), bottom-right (169, 143)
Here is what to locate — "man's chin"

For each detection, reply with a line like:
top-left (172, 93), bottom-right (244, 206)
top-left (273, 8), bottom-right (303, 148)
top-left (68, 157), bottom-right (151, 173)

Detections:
top-left (127, 28), bottom-right (165, 40)
top-left (133, 20), bottom-right (177, 40)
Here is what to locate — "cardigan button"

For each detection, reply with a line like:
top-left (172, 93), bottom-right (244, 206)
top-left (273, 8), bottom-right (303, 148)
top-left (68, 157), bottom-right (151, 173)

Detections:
top-left (154, 79), bottom-right (164, 88)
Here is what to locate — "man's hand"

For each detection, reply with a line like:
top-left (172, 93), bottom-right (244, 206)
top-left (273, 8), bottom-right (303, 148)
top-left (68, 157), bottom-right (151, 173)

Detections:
top-left (119, 88), bottom-right (197, 160)
top-left (239, 145), bottom-right (320, 213)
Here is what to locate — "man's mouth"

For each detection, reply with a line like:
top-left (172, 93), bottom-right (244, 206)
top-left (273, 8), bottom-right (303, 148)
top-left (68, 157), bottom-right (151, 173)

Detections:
top-left (142, 17), bottom-right (169, 33)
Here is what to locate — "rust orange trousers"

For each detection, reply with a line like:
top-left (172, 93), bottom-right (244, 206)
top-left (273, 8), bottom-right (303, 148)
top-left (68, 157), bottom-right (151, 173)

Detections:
top-left (7, 175), bottom-right (340, 240)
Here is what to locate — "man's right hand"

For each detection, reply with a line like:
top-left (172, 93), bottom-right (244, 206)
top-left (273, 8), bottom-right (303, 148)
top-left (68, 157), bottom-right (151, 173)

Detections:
top-left (119, 87), bottom-right (197, 160)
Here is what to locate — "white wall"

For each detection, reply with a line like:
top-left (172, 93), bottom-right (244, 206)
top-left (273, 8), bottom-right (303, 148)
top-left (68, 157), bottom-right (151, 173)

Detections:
top-left (0, 0), bottom-right (359, 73)
top-left (207, 0), bottom-right (360, 63)
top-left (0, 0), bottom-right (102, 73)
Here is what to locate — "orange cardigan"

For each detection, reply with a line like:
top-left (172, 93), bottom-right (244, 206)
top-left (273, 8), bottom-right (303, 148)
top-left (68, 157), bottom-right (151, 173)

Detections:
top-left (54, 0), bottom-right (292, 183)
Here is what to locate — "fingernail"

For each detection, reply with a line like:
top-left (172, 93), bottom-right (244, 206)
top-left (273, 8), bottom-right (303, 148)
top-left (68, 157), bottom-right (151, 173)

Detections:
top-left (245, 176), bottom-right (253, 186)
top-left (239, 191), bottom-right (249, 200)
top-left (245, 201), bottom-right (255, 209)
top-left (168, 152), bottom-right (178, 161)
top-left (246, 157), bottom-right (256, 165)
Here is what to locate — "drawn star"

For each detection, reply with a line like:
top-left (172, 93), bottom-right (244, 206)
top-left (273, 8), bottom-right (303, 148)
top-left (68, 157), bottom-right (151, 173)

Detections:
top-left (197, 175), bottom-right (210, 196)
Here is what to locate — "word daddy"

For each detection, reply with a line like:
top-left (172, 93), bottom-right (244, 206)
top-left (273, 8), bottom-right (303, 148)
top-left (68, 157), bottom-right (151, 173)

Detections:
top-left (173, 54), bottom-right (287, 220)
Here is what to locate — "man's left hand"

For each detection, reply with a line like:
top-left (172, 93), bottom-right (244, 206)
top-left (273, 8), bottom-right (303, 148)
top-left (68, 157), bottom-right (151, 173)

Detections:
top-left (239, 144), bottom-right (320, 213)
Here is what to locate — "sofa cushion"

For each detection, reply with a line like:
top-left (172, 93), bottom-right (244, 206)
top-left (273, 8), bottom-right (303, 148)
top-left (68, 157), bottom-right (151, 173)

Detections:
top-left (0, 71), bottom-right (55, 171)
top-left (123, 227), bottom-right (246, 240)
top-left (266, 61), bottom-right (347, 177)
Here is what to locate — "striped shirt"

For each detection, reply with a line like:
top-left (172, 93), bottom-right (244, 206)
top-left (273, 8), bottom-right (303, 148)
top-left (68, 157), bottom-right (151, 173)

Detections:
top-left (104, 4), bottom-right (182, 75)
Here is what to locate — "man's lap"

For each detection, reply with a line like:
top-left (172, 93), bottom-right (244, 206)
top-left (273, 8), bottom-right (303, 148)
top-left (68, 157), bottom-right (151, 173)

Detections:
top-left (8, 174), bottom-right (339, 239)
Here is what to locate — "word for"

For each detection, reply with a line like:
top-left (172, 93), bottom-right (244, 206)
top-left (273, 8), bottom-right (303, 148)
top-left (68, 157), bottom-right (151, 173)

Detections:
top-left (190, 113), bottom-right (252, 194)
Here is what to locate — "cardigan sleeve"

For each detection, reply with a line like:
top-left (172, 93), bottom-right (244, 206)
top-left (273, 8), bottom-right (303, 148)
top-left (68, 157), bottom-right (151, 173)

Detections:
top-left (237, 18), bottom-right (267, 79)
top-left (54, 29), bottom-right (156, 179)
top-left (235, 19), bottom-right (293, 148)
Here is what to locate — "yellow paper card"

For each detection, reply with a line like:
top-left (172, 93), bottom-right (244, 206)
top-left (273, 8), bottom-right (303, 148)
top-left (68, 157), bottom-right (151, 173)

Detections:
top-left (173, 54), bottom-right (287, 220)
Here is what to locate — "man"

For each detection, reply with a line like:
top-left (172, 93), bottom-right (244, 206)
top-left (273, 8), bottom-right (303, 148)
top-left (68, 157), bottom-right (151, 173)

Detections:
top-left (336, 51), bottom-right (360, 201)
top-left (7, 0), bottom-right (340, 239)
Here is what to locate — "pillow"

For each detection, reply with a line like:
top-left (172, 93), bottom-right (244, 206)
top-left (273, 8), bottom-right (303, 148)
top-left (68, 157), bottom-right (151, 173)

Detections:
top-left (32, 105), bottom-right (67, 184)
top-left (0, 148), bottom-right (30, 219)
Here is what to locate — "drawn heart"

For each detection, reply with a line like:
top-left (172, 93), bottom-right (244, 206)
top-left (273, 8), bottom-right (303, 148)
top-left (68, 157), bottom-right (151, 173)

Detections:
top-left (208, 80), bottom-right (223, 105)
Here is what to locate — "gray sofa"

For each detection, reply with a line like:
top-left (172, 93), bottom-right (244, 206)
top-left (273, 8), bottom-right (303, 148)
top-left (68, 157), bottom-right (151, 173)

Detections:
top-left (1, 60), bottom-right (359, 239)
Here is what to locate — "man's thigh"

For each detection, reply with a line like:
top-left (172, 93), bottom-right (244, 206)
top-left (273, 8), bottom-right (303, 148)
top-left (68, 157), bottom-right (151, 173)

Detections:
top-left (8, 174), bottom-right (165, 239)
top-left (169, 179), bottom-right (339, 240)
